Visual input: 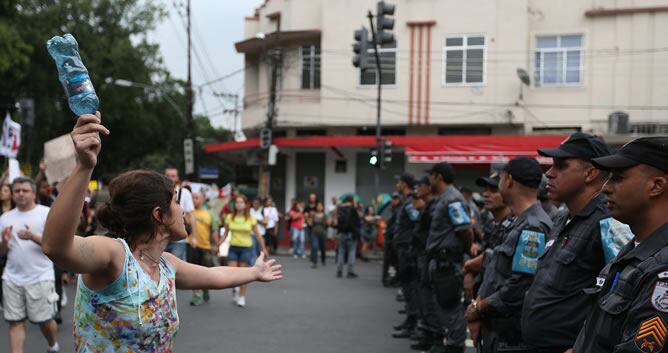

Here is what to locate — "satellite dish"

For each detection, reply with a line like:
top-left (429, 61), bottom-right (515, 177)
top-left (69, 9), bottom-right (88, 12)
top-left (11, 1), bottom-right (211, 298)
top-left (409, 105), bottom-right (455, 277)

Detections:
top-left (517, 68), bottom-right (531, 86)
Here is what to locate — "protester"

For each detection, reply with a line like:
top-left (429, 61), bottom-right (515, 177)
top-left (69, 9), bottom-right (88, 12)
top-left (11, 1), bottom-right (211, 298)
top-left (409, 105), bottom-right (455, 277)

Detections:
top-left (288, 200), bottom-right (306, 259)
top-left (250, 197), bottom-right (268, 262)
top-left (0, 176), bottom-right (59, 353)
top-left (262, 197), bottom-right (280, 254)
top-left (522, 133), bottom-right (634, 352)
top-left (573, 137), bottom-right (668, 352)
top-left (219, 193), bottom-right (270, 307)
top-left (361, 205), bottom-right (380, 262)
top-left (308, 201), bottom-right (328, 268)
top-left (188, 191), bottom-right (219, 306)
top-left (164, 167), bottom-right (197, 261)
top-left (41, 114), bottom-right (282, 352)
top-left (465, 158), bottom-right (553, 352)
top-left (335, 195), bottom-right (361, 278)
top-left (0, 182), bottom-right (12, 311)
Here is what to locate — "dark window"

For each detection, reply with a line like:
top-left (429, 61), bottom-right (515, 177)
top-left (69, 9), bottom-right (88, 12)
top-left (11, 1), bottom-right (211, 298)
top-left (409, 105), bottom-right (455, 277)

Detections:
top-left (296, 129), bottom-right (327, 137)
top-left (438, 127), bottom-right (492, 135)
top-left (356, 128), bottom-right (405, 136)
top-left (335, 160), bottom-right (347, 173)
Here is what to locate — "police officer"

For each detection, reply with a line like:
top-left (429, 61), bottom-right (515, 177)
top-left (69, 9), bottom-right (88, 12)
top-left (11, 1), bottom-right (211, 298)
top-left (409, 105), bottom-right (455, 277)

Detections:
top-left (411, 176), bottom-right (446, 351)
top-left (392, 173), bottom-right (421, 339)
top-left (522, 132), bottom-right (634, 352)
top-left (383, 192), bottom-right (402, 287)
top-left (538, 176), bottom-right (561, 221)
top-left (465, 158), bottom-right (553, 353)
top-left (463, 170), bottom-right (514, 301)
top-left (572, 137), bottom-right (668, 353)
top-left (427, 162), bottom-right (474, 353)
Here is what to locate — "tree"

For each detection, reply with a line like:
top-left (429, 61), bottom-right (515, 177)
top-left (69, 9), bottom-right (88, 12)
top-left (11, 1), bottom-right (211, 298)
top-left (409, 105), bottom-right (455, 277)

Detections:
top-left (0, 0), bottom-right (231, 177)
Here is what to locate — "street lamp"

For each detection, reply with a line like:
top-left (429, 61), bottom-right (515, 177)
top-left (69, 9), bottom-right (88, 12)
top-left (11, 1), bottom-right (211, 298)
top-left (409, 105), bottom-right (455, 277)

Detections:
top-left (104, 77), bottom-right (185, 120)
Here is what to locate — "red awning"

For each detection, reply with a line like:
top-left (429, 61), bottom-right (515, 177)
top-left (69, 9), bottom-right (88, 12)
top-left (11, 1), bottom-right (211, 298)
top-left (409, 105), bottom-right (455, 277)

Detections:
top-left (204, 135), bottom-right (566, 164)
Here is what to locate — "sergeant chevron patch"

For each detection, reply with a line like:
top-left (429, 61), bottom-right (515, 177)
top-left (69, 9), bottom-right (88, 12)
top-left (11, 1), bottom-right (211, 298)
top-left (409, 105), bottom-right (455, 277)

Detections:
top-left (635, 316), bottom-right (667, 353)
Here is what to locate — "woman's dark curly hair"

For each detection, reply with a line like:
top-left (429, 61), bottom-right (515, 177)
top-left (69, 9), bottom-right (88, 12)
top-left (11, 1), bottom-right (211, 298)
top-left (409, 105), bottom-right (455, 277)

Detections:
top-left (96, 170), bottom-right (174, 248)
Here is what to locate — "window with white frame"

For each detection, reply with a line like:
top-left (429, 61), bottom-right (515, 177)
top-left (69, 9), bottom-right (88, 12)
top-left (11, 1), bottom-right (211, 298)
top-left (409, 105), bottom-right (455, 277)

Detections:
top-left (301, 45), bottom-right (320, 89)
top-left (535, 35), bottom-right (583, 86)
top-left (443, 35), bottom-right (486, 85)
top-left (360, 40), bottom-right (397, 86)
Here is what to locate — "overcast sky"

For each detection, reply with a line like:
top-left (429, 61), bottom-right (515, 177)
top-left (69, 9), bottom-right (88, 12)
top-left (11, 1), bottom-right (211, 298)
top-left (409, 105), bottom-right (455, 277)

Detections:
top-left (148, 0), bottom-right (264, 129)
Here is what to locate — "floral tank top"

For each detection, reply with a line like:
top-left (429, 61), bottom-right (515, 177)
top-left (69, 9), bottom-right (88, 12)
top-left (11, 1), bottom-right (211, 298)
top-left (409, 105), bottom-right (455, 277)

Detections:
top-left (73, 238), bottom-right (180, 352)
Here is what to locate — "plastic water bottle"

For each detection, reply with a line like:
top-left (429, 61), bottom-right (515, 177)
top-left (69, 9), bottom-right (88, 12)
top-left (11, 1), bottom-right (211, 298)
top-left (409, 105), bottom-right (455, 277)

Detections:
top-left (46, 34), bottom-right (99, 116)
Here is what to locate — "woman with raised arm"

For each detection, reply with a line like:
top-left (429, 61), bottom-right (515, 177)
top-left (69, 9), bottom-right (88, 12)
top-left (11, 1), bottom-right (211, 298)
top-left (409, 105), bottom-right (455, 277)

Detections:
top-left (41, 113), bottom-right (283, 353)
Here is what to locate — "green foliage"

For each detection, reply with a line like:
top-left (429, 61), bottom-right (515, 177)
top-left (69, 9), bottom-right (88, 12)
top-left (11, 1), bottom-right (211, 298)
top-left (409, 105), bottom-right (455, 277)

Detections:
top-left (0, 0), bottom-right (231, 178)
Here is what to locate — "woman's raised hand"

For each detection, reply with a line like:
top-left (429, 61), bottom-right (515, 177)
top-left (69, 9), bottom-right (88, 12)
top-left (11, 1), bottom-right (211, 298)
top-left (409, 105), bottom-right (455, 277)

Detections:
top-left (71, 112), bottom-right (110, 170)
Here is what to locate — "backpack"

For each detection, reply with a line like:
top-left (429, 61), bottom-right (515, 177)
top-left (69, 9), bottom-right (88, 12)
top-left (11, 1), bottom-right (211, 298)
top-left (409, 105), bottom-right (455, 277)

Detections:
top-left (337, 205), bottom-right (359, 235)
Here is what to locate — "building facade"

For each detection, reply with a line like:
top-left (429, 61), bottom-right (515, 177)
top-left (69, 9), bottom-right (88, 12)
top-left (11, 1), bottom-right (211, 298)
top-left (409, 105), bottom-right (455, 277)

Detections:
top-left (205, 0), bottom-right (668, 210)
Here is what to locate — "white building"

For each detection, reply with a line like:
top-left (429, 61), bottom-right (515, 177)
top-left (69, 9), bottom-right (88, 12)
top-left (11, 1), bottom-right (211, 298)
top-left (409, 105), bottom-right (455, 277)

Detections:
top-left (205, 0), bottom-right (668, 210)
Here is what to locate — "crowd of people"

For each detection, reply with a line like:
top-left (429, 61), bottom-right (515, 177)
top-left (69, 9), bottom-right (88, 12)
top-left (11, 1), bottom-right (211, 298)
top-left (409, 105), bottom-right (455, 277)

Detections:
top-left (380, 132), bottom-right (668, 353)
top-left (0, 113), bottom-right (284, 353)
top-left (1, 111), bottom-right (668, 353)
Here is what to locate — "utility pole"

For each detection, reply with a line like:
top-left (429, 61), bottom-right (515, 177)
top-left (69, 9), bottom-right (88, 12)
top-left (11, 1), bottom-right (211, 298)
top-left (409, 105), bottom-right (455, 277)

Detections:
top-left (184, 0), bottom-right (196, 180)
top-left (259, 49), bottom-right (281, 196)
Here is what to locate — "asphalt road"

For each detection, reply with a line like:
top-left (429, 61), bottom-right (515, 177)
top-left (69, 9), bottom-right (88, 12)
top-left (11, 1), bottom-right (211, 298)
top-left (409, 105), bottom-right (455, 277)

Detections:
top-left (0, 255), bottom-right (474, 352)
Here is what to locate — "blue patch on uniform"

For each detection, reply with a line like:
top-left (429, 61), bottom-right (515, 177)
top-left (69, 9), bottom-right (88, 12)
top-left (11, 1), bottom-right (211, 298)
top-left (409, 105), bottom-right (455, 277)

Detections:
top-left (447, 201), bottom-right (471, 226)
top-left (406, 203), bottom-right (420, 222)
top-left (600, 217), bottom-right (634, 264)
top-left (512, 230), bottom-right (546, 274)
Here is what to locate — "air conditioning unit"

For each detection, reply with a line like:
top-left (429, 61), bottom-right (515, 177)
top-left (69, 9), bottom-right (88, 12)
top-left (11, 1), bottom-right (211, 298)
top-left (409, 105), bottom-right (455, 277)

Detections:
top-left (608, 111), bottom-right (630, 135)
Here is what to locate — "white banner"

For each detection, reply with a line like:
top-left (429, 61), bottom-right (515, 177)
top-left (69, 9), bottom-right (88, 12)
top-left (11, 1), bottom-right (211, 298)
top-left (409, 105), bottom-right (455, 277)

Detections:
top-left (8, 158), bottom-right (22, 184)
top-left (0, 113), bottom-right (21, 158)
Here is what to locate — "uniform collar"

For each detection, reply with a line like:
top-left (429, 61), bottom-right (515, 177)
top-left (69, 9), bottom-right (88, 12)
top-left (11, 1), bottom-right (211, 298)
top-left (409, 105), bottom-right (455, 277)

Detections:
top-left (618, 223), bottom-right (668, 262)
top-left (572, 193), bottom-right (607, 219)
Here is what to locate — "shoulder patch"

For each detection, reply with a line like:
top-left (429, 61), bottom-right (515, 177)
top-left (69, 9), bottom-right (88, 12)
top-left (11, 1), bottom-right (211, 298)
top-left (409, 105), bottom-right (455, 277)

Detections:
top-left (600, 217), bottom-right (634, 264)
top-left (635, 316), bottom-right (667, 353)
top-left (447, 201), bottom-right (471, 226)
top-left (512, 229), bottom-right (546, 274)
top-left (652, 281), bottom-right (668, 313)
top-left (659, 272), bottom-right (668, 279)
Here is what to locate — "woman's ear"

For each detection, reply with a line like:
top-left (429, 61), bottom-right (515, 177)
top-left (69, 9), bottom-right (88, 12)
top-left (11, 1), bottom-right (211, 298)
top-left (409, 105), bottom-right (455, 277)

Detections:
top-left (152, 206), bottom-right (163, 224)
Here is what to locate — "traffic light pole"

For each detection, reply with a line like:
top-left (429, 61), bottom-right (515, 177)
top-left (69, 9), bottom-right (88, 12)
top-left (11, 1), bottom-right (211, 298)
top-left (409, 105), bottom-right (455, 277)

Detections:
top-left (367, 11), bottom-right (383, 165)
top-left (260, 49), bottom-right (281, 196)
top-left (368, 11), bottom-right (383, 200)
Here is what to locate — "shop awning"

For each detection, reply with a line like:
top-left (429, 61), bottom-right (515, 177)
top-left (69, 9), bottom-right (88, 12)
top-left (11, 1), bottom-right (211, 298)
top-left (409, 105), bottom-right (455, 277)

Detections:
top-left (204, 135), bottom-right (567, 164)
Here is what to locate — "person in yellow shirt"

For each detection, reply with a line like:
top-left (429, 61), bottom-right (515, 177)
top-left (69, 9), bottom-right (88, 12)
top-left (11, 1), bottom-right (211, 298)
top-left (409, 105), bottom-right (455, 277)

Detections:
top-left (188, 191), bottom-right (219, 306)
top-left (219, 194), bottom-right (268, 307)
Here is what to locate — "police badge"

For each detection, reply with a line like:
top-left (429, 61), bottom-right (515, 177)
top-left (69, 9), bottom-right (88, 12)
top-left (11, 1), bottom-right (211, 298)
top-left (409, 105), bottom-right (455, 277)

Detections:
top-left (652, 281), bottom-right (668, 313)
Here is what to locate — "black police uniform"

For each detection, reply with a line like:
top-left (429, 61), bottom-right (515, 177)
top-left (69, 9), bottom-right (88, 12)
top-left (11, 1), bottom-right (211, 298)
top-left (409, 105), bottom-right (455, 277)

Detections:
top-left (414, 197), bottom-right (444, 338)
top-left (474, 211), bottom-right (514, 296)
top-left (396, 194), bottom-right (421, 319)
top-left (478, 203), bottom-right (552, 353)
top-left (426, 185), bottom-right (472, 348)
top-left (521, 194), bottom-right (633, 350)
top-left (573, 224), bottom-right (668, 353)
top-left (383, 203), bottom-right (400, 285)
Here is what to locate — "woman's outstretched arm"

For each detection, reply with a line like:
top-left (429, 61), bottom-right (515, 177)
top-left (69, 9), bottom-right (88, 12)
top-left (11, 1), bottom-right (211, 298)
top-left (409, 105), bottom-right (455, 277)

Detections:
top-left (167, 252), bottom-right (283, 290)
top-left (42, 113), bottom-right (122, 275)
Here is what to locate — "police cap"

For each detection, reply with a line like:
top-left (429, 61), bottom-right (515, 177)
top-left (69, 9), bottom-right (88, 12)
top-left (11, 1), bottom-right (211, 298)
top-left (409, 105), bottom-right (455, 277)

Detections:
top-left (503, 157), bottom-right (543, 189)
top-left (538, 132), bottom-right (611, 162)
top-left (592, 137), bottom-right (668, 174)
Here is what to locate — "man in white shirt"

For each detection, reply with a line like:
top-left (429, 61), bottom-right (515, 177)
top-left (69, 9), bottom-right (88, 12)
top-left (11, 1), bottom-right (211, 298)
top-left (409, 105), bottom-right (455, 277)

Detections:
top-left (164, 168), bottom-right (196, 261)
top-left (262, 197), bottom-right (280, 254)
top-left (0, 177), bottom-right (60, 353)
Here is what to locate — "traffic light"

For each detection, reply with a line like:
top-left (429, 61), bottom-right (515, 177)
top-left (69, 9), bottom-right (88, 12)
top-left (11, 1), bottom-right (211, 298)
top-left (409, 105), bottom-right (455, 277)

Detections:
top-left (353, 27), bottom-right (370, 68)
top-left (376, 1), bottom-right (396, 45)
top-left (382, 139), bottom-right (393, 166)
top-left (369, 148), bottom-right (379, 167)
top-left (259, 127), bottom-right (272, 150)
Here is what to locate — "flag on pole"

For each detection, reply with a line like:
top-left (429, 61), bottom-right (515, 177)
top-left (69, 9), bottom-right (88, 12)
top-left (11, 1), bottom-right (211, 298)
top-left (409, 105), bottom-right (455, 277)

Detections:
top-left (0, 113), bottom-right (21, 158)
